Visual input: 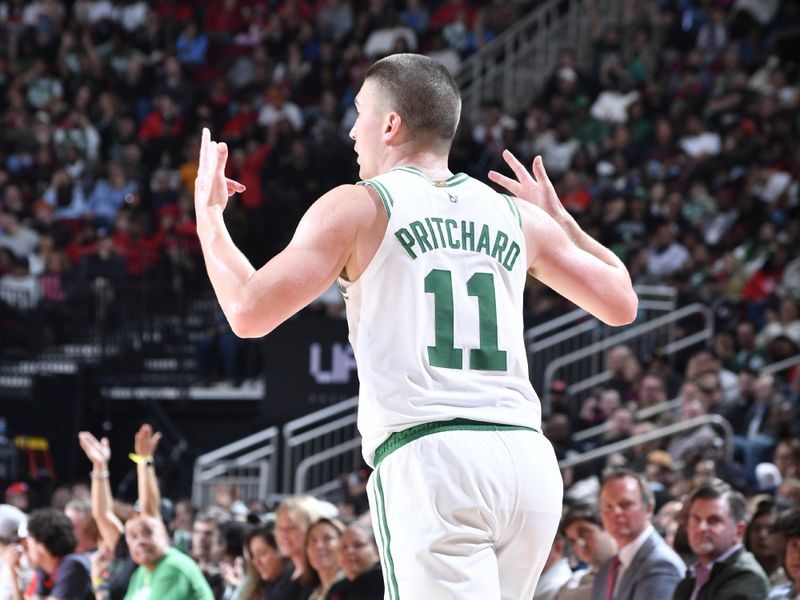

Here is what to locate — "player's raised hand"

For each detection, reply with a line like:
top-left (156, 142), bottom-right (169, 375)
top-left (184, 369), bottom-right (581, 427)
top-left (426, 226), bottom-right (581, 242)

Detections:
top-left (195, 128), bottom-right (246, 211)
top-left (488, 150), bottom-right (564, 217)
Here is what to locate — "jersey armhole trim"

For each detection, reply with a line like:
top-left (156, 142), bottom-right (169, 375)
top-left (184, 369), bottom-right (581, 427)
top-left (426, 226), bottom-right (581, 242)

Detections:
top-left (359, 180), bottom-right (393, 217)
top-left (501, 193), bottom-right (523, 229)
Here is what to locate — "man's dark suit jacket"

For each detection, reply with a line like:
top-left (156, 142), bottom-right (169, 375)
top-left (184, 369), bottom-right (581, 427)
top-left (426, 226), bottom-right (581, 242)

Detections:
top-left (591, 529), bottom-right (686, 600)
top-left (672, 547), bottom-right (770, 600)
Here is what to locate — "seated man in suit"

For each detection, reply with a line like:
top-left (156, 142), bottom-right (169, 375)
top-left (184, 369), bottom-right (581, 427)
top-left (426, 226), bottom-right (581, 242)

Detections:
top-left (673, 478), bottom-right (769, 600)
top-left (592, 468), bottom-right (685, 600)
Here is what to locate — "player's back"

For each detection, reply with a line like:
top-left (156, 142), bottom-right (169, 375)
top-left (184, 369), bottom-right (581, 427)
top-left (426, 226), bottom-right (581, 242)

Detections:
top-left (340, 167), bottom-right (541, 466)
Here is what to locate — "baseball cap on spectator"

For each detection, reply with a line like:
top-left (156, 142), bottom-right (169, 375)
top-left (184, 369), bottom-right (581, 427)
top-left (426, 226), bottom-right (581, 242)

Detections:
top-left (5, 482), bottom-right (28, 500)
top-left (0, 504), bottom-right (27, 543)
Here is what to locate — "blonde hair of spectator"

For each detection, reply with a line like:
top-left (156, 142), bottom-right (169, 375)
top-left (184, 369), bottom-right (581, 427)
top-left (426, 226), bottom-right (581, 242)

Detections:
top-left (276, 495), bottom-right (327, 530)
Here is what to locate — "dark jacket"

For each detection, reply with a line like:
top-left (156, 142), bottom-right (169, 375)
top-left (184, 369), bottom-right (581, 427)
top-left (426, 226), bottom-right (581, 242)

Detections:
top-left (672, 547), bottom-right (770, 600)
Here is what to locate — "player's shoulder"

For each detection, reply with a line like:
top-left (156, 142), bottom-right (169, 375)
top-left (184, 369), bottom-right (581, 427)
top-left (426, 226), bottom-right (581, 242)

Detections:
top-left (310, 184), bottom-right (385, 227)
top-left (314, 183), bottom-right (376, 208)
top-left (511, 196), bottom-right (560, 234)
top-left (510, 195), bottom-right (549, 219)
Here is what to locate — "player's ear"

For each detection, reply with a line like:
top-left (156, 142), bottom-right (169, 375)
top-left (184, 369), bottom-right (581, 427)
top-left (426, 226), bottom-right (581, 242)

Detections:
top-left (383, 111), bottom-right (402, 140)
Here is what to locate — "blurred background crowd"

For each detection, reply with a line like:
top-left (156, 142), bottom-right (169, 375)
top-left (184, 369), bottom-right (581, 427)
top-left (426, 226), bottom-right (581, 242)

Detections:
top-left (2, 0), bottom-right (800, 598)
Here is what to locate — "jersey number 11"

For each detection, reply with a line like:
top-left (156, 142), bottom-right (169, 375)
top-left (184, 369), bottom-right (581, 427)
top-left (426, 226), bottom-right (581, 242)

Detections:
top-left (425, 268), bottom-right (508, 372)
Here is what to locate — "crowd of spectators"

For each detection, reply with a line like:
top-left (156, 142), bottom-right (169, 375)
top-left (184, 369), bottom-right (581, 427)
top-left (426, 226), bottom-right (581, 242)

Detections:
top-left (0, 410), bottom-right (797, 599)
top-left (0, 0), bottom-right (521, 354)
top-left (0, 0), bottom-right (798, 373)
top-left (0, 425), bottom-right (384, 599)
top-left (0, 0), bottom-right (797, 384)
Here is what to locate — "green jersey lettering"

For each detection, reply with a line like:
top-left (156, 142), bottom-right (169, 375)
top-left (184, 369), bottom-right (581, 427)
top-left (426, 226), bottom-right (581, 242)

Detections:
top-left (503, 242), bottom-right (521, 271)
top-left (394, 227), bottom-right (418, 258)
top-left (424, 218), bottom-right (440, 249)
top-left (410, 221), bottom-right (434, 253)
top-left (476, 224), bottom-right (491, 255)
top-left (430, 217), bottom-right (447, 249)
top-left (445, 219), bottom-right (460, 249)
top-left (461, 220), bottom-right (475, 252)
top-left (491, 231), bottom-right (509, 261)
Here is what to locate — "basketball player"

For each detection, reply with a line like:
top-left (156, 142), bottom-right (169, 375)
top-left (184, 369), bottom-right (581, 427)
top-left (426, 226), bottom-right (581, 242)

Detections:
top-left (195, 53), bottom-right (638, 599)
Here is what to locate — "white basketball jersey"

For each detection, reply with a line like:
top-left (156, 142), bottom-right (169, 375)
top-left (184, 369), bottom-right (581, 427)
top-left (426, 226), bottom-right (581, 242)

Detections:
top-left (340, 167), bottom-right (541, 466)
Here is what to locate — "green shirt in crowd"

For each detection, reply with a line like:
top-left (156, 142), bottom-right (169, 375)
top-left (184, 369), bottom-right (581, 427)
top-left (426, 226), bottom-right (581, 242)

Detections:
top-left (123, 547), bottom-right (214, 600)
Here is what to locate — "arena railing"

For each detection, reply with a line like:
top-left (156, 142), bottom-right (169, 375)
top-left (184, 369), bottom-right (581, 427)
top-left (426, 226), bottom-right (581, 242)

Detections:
top-left (281, 397), bottom-right (360, 497)
top-left (526, 285), bottom-right (677, 393)
top-left (761, 353), bottom-right (800, 378)
top-left (571, 351), bottom-right (800, 444)
top-left (293, 438), bottom-right (364, 498)
top-left (572, 397), bottom-right (682, 444)
top-left (542, 303), bottom-right (714, 413)
top-left (558, 414), bottom-right (734, 471)
top-left (192, 426), bottom-right (280, 508)
top-left (456, 0), bottom-right (629, 123)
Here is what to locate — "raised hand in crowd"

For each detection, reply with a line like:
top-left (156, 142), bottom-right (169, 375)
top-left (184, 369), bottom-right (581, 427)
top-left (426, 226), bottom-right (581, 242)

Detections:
top-left (133, 423), bottom-right (162, 459)
top-left (78, 431), bottom-right (124, 552)
top-left (78, 430), bottom-right (111, 471)
top-left (133, 423), bottom-right (163, 520)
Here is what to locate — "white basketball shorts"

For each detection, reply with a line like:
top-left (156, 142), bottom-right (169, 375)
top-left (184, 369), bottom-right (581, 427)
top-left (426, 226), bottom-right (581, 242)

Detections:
top-left (367, 420), bottom-right (563, 600)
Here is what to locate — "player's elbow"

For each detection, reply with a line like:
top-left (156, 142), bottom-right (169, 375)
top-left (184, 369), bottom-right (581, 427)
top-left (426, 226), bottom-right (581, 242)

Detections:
top-left (610, 290), bottom-right (639, 326)
top-left (227, 307), bottom-right (266, 339)
top-left (229, 318), bottom-right (264, 339)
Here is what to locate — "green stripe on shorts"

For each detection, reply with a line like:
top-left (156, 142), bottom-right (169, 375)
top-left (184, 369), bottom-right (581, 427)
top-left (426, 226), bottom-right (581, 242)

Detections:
top-left (374, 468), bottom-right (400, 599)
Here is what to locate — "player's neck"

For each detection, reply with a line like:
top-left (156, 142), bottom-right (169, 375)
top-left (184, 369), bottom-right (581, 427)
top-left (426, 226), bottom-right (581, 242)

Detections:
top-left (383, 148), bottom-right (452, 181)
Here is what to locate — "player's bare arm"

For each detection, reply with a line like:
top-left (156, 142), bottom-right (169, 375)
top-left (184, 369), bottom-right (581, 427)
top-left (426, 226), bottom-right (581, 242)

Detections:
top-left (489, 149), bottom-right (638, 326)
top-left (194, 128), bottom-right (380, 338)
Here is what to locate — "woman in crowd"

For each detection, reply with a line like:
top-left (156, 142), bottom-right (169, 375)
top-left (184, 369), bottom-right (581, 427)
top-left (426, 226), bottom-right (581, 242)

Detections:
top-left (306, 518), bottom-right (345, 600)
top-left (768, 508), bottom-right (800, 600)
top-left (273, 496), bottom-right (325, 600)
top-left (240, 523), bottom-right (291, 599)
top-left (326, 522), bottom-right (383, 600)
top-left (747, 499), bottom-right (789, 587)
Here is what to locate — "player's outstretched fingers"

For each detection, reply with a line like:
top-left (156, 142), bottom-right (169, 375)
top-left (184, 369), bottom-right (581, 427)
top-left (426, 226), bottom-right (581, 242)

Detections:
top-left (199, 128), bottom-right (212, 174)
top-left (196, 129), bottom-right (218, 196)
top-left (502, 149), bottom-right (536, 185)
top-left (531, 155), bottom-right (551, 187)
top-left (225, 178), bottom-right (246, 195)
top-left (487, 169), bottom-right (521, 196)
top-left (217, 141), bottom-right (228, 169)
